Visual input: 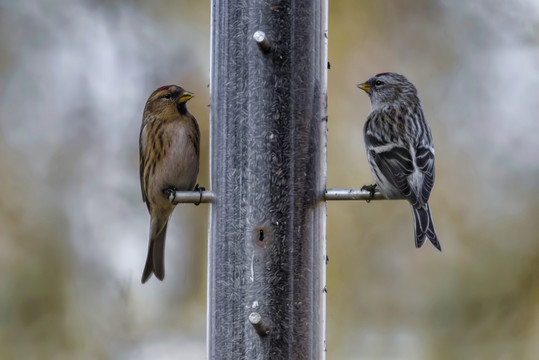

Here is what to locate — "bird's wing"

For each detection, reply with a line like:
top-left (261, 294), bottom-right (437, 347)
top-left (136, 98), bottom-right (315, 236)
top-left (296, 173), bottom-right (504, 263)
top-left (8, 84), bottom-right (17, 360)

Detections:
top-left (366, 139), bottom-right (420, 207)
top-left (188, 113), bottom-right (200, 156)
top-left (415, 143), bottom-right (435, 205)
top-left (139, 123), bottom-right (150, 211)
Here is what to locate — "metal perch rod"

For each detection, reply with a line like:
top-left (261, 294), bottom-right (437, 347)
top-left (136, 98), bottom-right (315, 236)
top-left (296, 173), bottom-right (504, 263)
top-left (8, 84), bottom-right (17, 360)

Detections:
top-left (170, 190), bottom-right (215, 204)
top-left (171, 188), bottom-right (388, 204)
top-left (324, 188), bottom-right (387, 201)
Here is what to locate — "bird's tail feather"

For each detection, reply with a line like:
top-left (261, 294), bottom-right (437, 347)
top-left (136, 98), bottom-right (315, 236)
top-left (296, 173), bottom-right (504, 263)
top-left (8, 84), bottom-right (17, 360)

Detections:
top-left (412, 203), bottom-right (441, 251)
top-left (141, 219), bottom-right (168, 283)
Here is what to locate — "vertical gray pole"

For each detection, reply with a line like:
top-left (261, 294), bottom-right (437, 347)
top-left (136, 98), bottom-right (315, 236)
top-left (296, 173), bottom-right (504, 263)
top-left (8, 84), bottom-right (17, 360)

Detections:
top-left (208, 0), bottom-right (327, 358)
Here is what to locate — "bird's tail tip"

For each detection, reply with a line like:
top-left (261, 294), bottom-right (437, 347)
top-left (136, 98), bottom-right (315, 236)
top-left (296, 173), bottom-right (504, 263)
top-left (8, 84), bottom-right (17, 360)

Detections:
top-left (430, 236), bottom-right (442, 252)
top-left (140, 253), bottom-right (166, 283)
top-left (413, 204), bottom-right (441, 252)
top-left (141, 221), bottom-right (168, 284)
top-left (141, 248), bottom-right (155, 283)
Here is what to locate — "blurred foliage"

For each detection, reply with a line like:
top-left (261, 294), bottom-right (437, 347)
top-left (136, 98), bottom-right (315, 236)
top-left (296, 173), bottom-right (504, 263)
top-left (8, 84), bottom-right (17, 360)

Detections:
top-left (0, 0), bottom-right (538, 359)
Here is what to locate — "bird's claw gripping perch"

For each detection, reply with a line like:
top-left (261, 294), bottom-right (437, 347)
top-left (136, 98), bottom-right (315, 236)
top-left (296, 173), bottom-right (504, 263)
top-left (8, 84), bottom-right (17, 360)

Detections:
top-left (361, 184), bottom-right (377, 203)
top-left (163, 187), bottom-right (177, 204)
top-left (194, 184), bottom-right (205, 206)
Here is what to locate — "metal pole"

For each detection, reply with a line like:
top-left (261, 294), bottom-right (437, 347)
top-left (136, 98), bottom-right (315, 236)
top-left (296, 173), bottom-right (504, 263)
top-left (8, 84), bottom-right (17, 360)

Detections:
top-left (208, 0), bottom-right (327, 358)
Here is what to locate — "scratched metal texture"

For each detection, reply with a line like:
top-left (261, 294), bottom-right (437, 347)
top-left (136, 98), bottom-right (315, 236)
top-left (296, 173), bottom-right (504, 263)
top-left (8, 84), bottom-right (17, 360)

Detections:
top-left (208, 0), bottom-right (327, 358)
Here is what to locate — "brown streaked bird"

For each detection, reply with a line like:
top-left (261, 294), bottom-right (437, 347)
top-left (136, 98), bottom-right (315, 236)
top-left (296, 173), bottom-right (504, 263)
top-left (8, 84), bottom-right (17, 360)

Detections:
top-left (139, 85), bottom-right (200, 283)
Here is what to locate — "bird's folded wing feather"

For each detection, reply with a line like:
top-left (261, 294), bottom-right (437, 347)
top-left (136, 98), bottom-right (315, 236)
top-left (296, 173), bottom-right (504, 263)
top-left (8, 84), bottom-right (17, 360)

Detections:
top-left (368, 142), bottom-right (418, 205)
top-left (139, 123), bottom-right (150, 211)
top-left (188, 114), bottom-right (201, 155)
top-left (415, 144), bottom-right (435, 205)
top-left (366, 129), bottom-right (436, 208)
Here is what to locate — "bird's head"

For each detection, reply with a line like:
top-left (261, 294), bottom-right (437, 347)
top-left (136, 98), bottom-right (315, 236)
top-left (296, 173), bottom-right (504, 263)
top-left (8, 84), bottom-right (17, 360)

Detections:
top-left (357, 72), bottom-right (417, 110)
top-left (143, 85), bottom-right (194, 118)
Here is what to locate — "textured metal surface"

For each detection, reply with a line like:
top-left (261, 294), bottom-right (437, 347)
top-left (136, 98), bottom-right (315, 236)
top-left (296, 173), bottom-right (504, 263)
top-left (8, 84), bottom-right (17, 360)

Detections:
top-left (208, 0), bottom-right (327, 358)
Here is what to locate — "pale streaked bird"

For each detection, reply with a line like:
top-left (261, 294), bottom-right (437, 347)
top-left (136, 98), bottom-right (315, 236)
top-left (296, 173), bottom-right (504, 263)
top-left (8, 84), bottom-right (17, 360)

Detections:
top-left (139, 85), bottom-right (200, 283)
top-left (358, 72), bottom-right (441, 251)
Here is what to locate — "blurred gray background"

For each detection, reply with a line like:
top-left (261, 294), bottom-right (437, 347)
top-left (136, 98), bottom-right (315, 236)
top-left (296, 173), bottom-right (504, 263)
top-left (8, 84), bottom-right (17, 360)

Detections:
top-left (1, 0), bottom-right (538, 359)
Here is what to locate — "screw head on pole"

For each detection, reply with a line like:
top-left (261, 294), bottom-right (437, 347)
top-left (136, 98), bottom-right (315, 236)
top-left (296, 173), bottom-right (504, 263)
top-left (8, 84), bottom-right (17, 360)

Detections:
top-left (249, 312), bottom-right (269, 336)
top-left (253, 31), bottom-right (271, 53)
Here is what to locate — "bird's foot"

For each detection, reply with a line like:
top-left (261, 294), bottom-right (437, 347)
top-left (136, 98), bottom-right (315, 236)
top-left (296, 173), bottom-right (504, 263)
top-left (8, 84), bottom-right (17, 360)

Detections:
top-left (194, 184), bottom-right (205, 206)
top-left (163, 186), bottom-right (177, 204)
top-left (361, 184), bottom-right (377, 203)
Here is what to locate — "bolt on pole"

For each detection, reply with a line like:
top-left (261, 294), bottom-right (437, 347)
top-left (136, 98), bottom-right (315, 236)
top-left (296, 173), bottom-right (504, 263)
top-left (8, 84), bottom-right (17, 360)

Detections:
top-left (208, 0), bottom-right (328, 358)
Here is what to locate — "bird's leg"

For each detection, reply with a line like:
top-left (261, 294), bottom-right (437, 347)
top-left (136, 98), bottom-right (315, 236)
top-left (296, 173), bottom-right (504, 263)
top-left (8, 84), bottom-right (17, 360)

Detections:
top-left (193, 184), bottom-right (205, 206)
top-left (162, 186), bottom-right (177, 204)
top-left (361, 184), bottom-right (377, 203)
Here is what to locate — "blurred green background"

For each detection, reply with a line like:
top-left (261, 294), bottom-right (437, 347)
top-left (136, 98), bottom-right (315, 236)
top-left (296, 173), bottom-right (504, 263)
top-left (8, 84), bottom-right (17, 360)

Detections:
top-left (1, 0), bottom-right (538, 359)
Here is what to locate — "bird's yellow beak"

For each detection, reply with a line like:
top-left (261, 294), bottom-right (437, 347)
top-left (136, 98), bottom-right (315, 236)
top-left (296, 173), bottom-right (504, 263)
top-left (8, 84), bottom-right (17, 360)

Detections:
top-left (179, 91), bottom-right (194, 103)
top-left (357, 83), bottom-right (370, 92)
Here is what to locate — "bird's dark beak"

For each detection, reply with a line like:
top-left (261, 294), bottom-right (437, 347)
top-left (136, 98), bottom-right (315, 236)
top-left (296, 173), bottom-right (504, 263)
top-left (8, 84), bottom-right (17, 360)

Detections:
top-left (179, 91), bottom-right (194, 103)
top-left (357, 83), bottom-right (370, 93)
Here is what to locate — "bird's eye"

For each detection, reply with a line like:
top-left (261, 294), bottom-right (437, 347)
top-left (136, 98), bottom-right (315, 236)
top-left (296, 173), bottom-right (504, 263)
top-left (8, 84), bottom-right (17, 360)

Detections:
top-left (163, 93), bottom-right (172, 99)
top-left (375, 80), bottom-right (384, 86)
